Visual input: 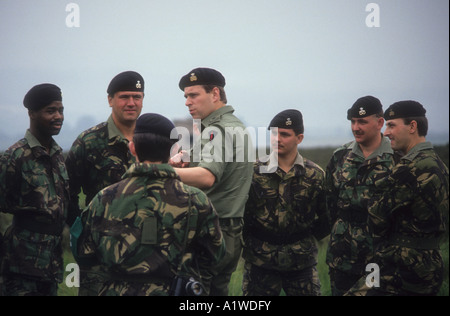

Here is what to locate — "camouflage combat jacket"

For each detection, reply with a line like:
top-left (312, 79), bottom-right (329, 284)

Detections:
top-left (367, 142), bottom-right (449, 295)
top-left (243, 153), bottom-right (329, 271)
top-left (65, 115), bottom-right (135, 225)
top-left (325, 137), bottom-right (396, 275)
top-left (0, 130), bottom-right (69, 282)
top-left (77, 163), bottom-right (225, 296)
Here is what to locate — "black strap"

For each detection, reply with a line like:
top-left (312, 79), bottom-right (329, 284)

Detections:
top-left (249, 225), bottom-right (311, 245)
top-left (388, 233), bottom-right (441, 250)
top-left (13, 214), bottom-right (64, 236)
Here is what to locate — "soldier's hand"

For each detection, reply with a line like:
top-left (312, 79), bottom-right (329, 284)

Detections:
top-left (169, 150), bottom-right (190, 168)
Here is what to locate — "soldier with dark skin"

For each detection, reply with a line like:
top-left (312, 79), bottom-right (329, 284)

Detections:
top-left (347, 101), bottom-right (449, 296)
top-left (242, 110), bottom-right (329, 296)
top-left (0, 84), bottom-right (69, 296)
top-left (65, 71), bottom-right (144, 295)
top-left (75, 113), bottom-right (225, 296)
top-left (325, 96), bottom-right (397, 296)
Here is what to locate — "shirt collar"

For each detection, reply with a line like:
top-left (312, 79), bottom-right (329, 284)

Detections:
top-left (402, 141), bottom-right (433, 162)
top-left (201, 105), bottom-right (235, 128)
top-left (351, 135), bottom-right (393, 160)
top-left (107, 115), bottom-right (126, 141)
top-left (24, 129), bottom-right (61, 156)
top-left (123, 162), bottom-right (179, 180)
top-left (266, 151), bottom-right (305, 174)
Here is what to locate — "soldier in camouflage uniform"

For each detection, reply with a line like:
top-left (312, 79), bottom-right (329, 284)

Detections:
top-left (0, 84), bottom-right (69, 296)
top-left (242, 110), bottom-right (329, 296)
top-left (346, 101), bottom-right (449, 296)
top-left (325, 96), bottom-right (397, 296)
top-left (65, 71), bottom-right (144, 295)
top-left (75, 113), bottom-right (225, 296)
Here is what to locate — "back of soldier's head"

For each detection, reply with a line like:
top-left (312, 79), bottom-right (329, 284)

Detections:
top-left (133, 113), bottom-right (176, 163)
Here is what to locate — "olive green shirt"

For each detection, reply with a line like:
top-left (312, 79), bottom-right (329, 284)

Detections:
top-left (191, 106), bottom-right (254, 218)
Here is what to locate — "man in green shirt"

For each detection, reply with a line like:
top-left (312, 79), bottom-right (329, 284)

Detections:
top-left (65, 71), bottom-right (145, 295)
top-left (0, 84), bottom-right (69, 296)
top-left (171, 68), bottom-right (254, 296)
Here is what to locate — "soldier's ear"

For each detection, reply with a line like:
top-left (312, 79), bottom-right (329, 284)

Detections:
top-left (28, 109), bottom-right (36, 120)
top-left (129, 141), bottom-right (138, 160)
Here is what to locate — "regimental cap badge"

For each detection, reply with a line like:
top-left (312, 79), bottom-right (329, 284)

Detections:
top-left (359, 107), bottom-right (366, 116)
top-left (389, 110), bottom-right (395, 117)
top-left (286, 118), bottom-right (292, 126)
top-left (190, 73), bottom-right (198, 82)
top-left (136, 80), bottom-right (142, 89)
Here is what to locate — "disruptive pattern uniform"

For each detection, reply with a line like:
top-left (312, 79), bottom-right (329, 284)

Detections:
top-left (348, 143), bottom-right (449, 295)
top-left (75, 163), bottom-right (225, 296)
top-left (325, 137), bottom-right (396, 294)
top-left (243, 152), bottom-right (329, 296)
top-left (0, 131), bottom-right (69, 296)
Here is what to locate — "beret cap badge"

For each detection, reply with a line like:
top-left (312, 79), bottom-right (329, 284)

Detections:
top-left (179, 68), bottom-right (226, 90)
top-left (347, 96), bottom-right (382, 120)
top-left (286, 118), bottom-right (292, 126)
top-left (136, 81), bottom-right (142, 89)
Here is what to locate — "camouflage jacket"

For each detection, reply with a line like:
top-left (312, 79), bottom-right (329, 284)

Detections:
top-left (65, 115), bottom-right (135, 225)
top-left (367, 142), bottom-right (449, 295)
top-left (0, 130), bottom-right (69, 282)
top-left (325, 137), bottom-right (396, 274)
top-left (77, 163), bottom-right (225, 296)
top-left (243, 153), bottom-right (329, 271)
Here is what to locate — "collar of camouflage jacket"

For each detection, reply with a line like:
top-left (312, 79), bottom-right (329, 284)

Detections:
top-left (402, 141), bottom-right (434, 162)
top-left (123, 163), bottom-right (179, 180)
top-left (350, 134), bottom-right (393, 160)
top-left (107, 115), bottom-right (128, 143)
top-left (25, 129), bottom-right (61, 156)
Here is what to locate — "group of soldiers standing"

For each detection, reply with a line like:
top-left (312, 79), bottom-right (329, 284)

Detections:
top-left (0, 68), bottom-right (448, 296)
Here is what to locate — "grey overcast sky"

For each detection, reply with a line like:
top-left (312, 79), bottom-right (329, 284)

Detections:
top-left (0, 0), bottom-right (448, 150)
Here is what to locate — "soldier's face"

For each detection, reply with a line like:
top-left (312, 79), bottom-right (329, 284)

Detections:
top-left (385, 118), bottom-right (412, 153)
top-left (184, 86), bottom-right (218, 119)
top-left (271, 128), bottom-right (303, 157)
top-left (350, 115), bottom-right (384, 146)
top-left (30, 101), bottom-right (64, 136)
top-left (109, 91), bottom-right (144, 124)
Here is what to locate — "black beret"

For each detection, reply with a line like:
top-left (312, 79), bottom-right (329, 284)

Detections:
top-left (23, 83), bottom-right (62, 111)
top-left (179, 67), bottom-right (226, 90)
top-left (134, 113), bottom-right (176, 139)
top-left (107, 71), bottom-right (144, 96)
top-left (384, 100), bottom-right (426, 120)
top-left (347, 96), bottom-right (383, 120)
top-left (269, 109), bottom-right (304, 134)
